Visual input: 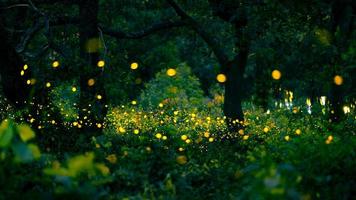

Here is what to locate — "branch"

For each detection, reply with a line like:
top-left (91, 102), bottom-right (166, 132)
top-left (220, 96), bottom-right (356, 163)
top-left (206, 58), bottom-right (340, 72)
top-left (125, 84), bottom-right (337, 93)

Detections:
top-left (100, 20), bottom-right (187, 39)
top-left (166, 0), bottom-right (229, 67)
top-left (16, 16), bottom-right (43, 53)
top-left (0, 0), bottom-right (81, 7)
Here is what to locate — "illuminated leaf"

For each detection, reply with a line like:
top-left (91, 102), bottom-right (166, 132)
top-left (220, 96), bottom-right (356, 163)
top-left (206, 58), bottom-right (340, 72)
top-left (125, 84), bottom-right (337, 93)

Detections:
top-left (0, 120), bottom-right (14, 147)
top-left (17, 124), bottom-right (35, 142)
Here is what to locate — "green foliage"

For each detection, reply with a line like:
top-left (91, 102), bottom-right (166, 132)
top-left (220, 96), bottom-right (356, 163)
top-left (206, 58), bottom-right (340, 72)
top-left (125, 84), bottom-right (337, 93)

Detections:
top-left (50, 82), bottom-right (80, 121)
top-left (0, 120), bottom-right (40, 163)
top-left (139, 63), bottom-right (206, 110)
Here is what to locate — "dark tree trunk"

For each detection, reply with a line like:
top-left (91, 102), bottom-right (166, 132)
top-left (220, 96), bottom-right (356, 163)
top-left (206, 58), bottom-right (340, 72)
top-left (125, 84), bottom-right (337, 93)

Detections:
top-left (78, 0), bottom-right (107, 130)
top-left (0, 19), bottom-right (33, 108)
top-left (328, 1), bottom-right (354, 122)
top-left (223, 14), bottom-right (249, 132)
top-left (223, 56), bottom-right (247, 131)
top-left (254, 53), bottom-right (269, 111)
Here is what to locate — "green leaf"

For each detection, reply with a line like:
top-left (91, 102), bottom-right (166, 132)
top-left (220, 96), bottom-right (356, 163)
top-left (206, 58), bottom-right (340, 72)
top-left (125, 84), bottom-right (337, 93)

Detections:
top-left (17, 124), bottom-right (36, 142)
top-left (28, 144), bottom-right (41, 159)
top-left (12, 142), bottom-right (34, 163)
top-left (0, 120), bottom-right (14, 147)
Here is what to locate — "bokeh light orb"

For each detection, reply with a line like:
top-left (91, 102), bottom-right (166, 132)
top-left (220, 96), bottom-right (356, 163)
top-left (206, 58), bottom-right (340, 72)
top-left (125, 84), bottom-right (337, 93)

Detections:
top-left (272, 69), bottom-right (281, 80)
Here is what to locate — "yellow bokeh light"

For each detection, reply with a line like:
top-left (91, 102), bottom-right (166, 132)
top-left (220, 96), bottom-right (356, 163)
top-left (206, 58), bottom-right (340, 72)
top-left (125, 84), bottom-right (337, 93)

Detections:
top-left (46, 82), bottom-right (51, 88)
top-left (155, 133), bottom-right (162, 139)
top-left (96, 94), bottom-right (102, 100)
top-left (131, 100), bottom-right (137, 105)
top-left (71, 86), bottom-right (77, 92)
top-left (52, 61), bottom-right (59, 68)
top-left (272, 70), bottom-right (281, 80)
top-left (209, 137), bottom-right (214, 142)
top-left (334, 75), bottom-right (343, 85)
top-left (295, 129), bottom-right (301, 135)
top-left (204, 132), bottom-right (210, 138)
top-left (118, 127), bottom-right (126, 133)
top-left (176, 155), bottom-right (187, 165)
top-left (284, 135), bottom-right (290, 141)
top-left (130, 62), bottom-right (138, 70)
top-left (134, 129), bottom-right (139, 134)
top-left (181, 135), bottom-right (188, 141)
top-left (327, 135), bottom-right (333, 141)
top-left (30, 79), bottom-right (36, 85)
top-left (20, 70), bottom-right (25, 76)
top-left (166, 68), bottom-right (177, 77)
top-left (263, 127), bottom-right (269, 133)
top-left (23, 64), bottom-right (28, 70)
top-left (88, 78), bottom-right (95, 86)
top-left (216, 74), bottom-right (226, 83)
top-left (97, 60), bottom-right (105, 68)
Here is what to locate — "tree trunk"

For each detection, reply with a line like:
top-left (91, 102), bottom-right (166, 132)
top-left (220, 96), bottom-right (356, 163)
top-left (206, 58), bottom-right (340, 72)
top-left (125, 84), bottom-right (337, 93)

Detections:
top-left (224, 58), bottom-right (246, 132)
top-left (78, 0), bottom-right (107, 130)
top-left (0, 19), bottom-right (32, 108)
top-left (223, 18), bottom-right (249, 132)
top-left (254, 52), bottom-right (269, 111)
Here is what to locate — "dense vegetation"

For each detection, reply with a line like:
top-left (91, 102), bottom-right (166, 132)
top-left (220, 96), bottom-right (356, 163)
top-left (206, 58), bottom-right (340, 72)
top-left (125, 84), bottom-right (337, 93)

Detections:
top-left (0, 0), bottom-right (355, 199)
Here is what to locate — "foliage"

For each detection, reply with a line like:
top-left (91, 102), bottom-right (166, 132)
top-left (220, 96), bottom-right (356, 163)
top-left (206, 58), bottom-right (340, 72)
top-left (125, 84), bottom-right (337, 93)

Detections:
top-left (139, 63), bottom-right (206, 110)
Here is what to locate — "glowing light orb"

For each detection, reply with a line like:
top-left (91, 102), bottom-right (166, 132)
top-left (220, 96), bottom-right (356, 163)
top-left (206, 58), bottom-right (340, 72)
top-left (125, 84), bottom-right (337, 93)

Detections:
top-left (204, 132), bottom-right (210, 138)
top-left (133, 129), bottom-right (139, 134)
top-left (52, 61), bottom-right (60, 68)
top-left (334, 75), bottom-right (343, 85)
top-left (96, 94), bottom-right (102, 100)
top-left (155, 133), bottom-right (162, 139)
top-left (343, 106), bottom-right (350, 114)
top-left (118, 127), bottom-right (126, 133)
top-left (272, 69), bottom-right (281, 80)
top-left (131, 100), bottom-right (137, 105)
top-left (23, 64), bottom-right (28, 70)
top-left (216, 73), bottom-right (226, 83)
top-left (166, 68), bottom-right (177, 77)
top-left (97, 60), bottom-right (105, 68)
top-left (328, 135), bottom-right (333, 141)
top-left (46, 82), bottom-right (51, 88)
top-left (263, 127), bottom-right (269, 133)
top-left (88, 79), bottom-right (95, 86)
top-left (238, 129), bottom-right (244, 135)
top-left (20, 70), bottom-right (25, 76)
top-left (71, 87), bottom-right (77, 92)
top-left (130, 62), bottom-right (138, 70)
top-left (181, 135), bottom-right (188, 141)
top-left (176, 155), bottom-right (187, 165)
top-left (284, 135), bottom-right (290, 141)
top-left (295, 129), bottom-right (301, 135)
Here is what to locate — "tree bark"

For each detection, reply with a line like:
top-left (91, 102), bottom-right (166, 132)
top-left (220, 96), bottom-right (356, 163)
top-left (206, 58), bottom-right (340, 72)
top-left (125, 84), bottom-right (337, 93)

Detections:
top-left (78, 0), bottom-right (107, 129)
top-left (0, 18), bottom-right (33, 108)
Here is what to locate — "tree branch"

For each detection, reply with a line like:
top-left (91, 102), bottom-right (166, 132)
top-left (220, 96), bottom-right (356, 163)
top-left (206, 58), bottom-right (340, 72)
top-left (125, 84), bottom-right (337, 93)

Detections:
top-left (100, 19), bottom-right (187, 39)
top-left (166, 0), bottom-right (230, 67)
